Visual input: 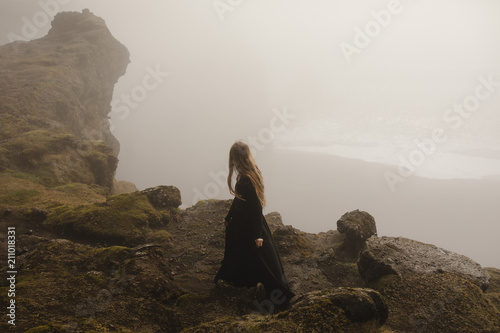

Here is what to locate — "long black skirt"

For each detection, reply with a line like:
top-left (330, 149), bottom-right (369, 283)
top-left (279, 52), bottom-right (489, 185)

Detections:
top-left (214, 215), bottom-right (294, 302)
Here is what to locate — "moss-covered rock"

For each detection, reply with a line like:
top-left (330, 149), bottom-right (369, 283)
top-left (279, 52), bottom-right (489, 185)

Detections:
top-left (0, 236), bottom-right (180, 333)
top-left (181, 288), bottom-right (387, 333)
top-left (43, 192), bottom-right (170, 246)
top-left (0, 10), bottom-right (129, 192)
top-left (372, 272), bottom-right (500, 332)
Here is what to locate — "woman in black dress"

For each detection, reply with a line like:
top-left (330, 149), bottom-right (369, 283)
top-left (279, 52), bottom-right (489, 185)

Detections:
top-left (214, 141), bottom-right (294, 305)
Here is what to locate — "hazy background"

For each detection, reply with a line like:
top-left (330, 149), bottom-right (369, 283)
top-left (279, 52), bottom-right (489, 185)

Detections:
top-left (1, 0), bottom-right (499, 267)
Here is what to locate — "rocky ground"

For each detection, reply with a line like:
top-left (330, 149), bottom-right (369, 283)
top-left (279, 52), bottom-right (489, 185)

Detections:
top-left (1, 186), bottom-right (499, 332)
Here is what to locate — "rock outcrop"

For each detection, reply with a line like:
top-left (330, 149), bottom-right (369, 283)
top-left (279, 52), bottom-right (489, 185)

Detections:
top-left (358, 236), bottom-right (491, 291)
top-left (337, 209), bottom-right (377, 256)
top-left (373, 271), bottom-right (500, 332)
top-left (182, 288), bottom-right (388, 332)
top-left (143, 185), bottom-right (182, 210)
top-left (0, 10), bottom-right (129, 191)
top-left (43, 187), bottom-right (181, 247)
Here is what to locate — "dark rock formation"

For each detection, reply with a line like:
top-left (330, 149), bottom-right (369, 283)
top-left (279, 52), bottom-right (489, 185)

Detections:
top-left (374, 272), bottom-right (500, 332)
top-left (337, 209), bottom-right (377, 256)
top-left (0, 10), bottom-right (129, 190)
top-left (6, 236), bottom-right (181, 333)
top-left (358, 236), bottom-right (491, 291)
top-left (42, 188), bottom-right (180, 247)
top-left (183, 288), bottom-right (388, 332)
top-left (143, 185), bottom-right (182, 210)
top-left (294, 287), bottom-right (388, 325)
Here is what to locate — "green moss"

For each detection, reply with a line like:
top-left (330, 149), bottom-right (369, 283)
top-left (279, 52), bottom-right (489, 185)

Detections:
top-left (84, 140), bottom-right (118, 188)
top-left (2, 188), bottom-right (40, 205)
top-left (43, 192), bottom-right (160, 246)
top-left (146, 230), bottom-right (173, 244)
top-left (55, 183), bottom-right (106, 196)
top-left (3, 169), bottom-right (42, 183)
top-left (340, 262), bottom-right (360, 275)
top-left (95, 245), bottom-right (130, 262)
top-left (5, 129), bottom-right (75, 157)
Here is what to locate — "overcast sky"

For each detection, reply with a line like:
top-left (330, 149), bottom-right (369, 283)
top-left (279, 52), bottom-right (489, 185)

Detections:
top-left (2, 1), bottom-right (500, 266)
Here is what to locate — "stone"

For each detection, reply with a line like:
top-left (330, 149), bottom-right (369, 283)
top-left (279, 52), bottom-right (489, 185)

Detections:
top-left (142, 185), bottom-right (182, 209)
top-left (337, 209), bottom-right (377, 256)
top-left (265, 211), bottom-right (285, 233)
top-left (29, 208), bottom-right (49, 222)
top-left (358, 236), bottom-right (491, 291)
top-left (293, 287), bottom-right (388, 325)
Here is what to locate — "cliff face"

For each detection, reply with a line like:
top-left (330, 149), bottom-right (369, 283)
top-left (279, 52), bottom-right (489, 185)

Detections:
top-left (0, 10), bottom-right (129, 190)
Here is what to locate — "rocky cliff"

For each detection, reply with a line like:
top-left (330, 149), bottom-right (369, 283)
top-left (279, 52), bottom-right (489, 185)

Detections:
top-left (0, 10), bottom-right (499, 333)
top-left (0, 9), bottom-right (129, 192)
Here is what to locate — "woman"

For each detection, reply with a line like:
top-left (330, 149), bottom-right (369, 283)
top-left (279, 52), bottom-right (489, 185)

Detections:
top-left (214, 141), bottom-right (294, 305)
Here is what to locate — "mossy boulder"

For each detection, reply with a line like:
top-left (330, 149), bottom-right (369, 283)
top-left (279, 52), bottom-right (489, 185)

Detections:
top-left (143, 185), bottom-right (182, 210)
top-left (0, 171), bottom-right (107, 214)
top-left (372, 272), bottom-right (500, 332)
top-left (181, 288), bottom-right (387, 332)
top-left (43, 191), bottom-right (177, 246)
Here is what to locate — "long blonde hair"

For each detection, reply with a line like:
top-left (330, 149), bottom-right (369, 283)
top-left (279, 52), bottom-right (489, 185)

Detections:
top-left (227, 141), bottom-right (266, 207)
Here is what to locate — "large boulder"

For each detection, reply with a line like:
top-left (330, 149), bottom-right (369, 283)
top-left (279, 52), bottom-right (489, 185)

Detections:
top-left (142, 185), bottom-right (182, 209)
top-left (43, 192), bottom-right (176, 247)
top-left (292, 287), bottom-right (388, 325)
top-left (181, 288), bottom-right (388, 332)
top-left (358, 236), bottom-right (491, 291)
top-left (373, 272), bottom-right (500, 332)
top-left (337, 210), bottom-right (377, 256)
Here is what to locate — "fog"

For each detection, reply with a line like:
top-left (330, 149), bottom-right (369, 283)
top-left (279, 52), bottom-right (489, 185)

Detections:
top-left (2, 0), bottom-right (500, 267)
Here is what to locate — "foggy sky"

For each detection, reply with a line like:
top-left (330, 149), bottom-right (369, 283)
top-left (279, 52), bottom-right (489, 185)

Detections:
top-left (1, 0), bottom-right (500, 267)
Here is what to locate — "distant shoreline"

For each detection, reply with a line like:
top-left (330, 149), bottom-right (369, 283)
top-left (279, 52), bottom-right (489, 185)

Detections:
top-left (274, 144), bottom-right (500, 181)
top-left (263, 147), bottom-right (500, 268)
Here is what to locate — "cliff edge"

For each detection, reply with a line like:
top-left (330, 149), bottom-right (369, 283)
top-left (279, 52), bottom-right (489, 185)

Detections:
top-left (0, 10), bottom-right (129, 192)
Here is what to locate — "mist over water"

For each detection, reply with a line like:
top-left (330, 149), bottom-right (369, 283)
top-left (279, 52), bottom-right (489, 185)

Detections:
top-left (2, 0), bottom-right (499, 267)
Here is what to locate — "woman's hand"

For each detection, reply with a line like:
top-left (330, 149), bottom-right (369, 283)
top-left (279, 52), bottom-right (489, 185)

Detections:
top-left (255, 238), bottom-right (263, 248)
top-left (222, 219), bottom-right (227, 226)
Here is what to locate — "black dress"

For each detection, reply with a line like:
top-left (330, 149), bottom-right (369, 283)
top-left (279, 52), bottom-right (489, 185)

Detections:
top-left (214, 175), bottom-right (294, 302)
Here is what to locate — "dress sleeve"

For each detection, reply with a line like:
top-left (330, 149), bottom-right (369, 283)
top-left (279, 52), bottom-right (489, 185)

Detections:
top-left (225, 199), bottom-right (236, 222)
top-left (237, 178), bottom-right (264, 240)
